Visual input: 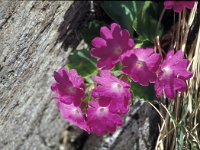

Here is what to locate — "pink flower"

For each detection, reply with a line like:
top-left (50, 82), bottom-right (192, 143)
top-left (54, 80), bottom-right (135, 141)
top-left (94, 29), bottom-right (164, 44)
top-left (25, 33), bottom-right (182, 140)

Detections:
top-left (164, 1), bottom-right (195, 12)
top-left (92, 70), bottom-right (131, 114)
top-left (90, 23), bottom-right (134, 70)
top-left (86, 101), bottom-right (122, 136)
top-left (51, 67), bottom-right (84, 106)
top-left (155, 50), bottom-right (193, 99)
top-left (57, 101), bottom-right (89, 132)
top-left (121, 48), bottom-right (161, 86)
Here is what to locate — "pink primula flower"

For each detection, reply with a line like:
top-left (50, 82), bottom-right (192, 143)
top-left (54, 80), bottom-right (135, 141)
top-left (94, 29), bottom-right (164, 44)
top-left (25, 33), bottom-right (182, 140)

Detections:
top-left (90, 23), bottom-right (134, 70)
top-left (92, 70), bottom-right (131, 114)
top-left (86, 101), bottom-right (122, 136)
top-left (164, 1), bottom-right (195, 12)
top-left (51, 67), bottom-right (84, 106)
top-left (155, 50), bottom-right (193, 99)
top-left (57, 101), bottom-right (89, 132)
top-left (121, 48), bottom-right (161, 86)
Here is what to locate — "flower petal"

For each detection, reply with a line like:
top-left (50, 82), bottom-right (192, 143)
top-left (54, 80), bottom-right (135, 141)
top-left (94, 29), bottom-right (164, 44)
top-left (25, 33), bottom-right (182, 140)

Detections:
top-left (92, 37), bottom-right (107, 48)
top-left (100, 26), bottom-right (112, 39)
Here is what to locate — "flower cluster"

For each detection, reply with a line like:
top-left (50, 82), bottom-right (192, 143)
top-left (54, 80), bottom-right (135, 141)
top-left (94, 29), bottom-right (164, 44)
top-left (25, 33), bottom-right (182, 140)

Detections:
top-left (87, 70), bottom-right (132, 135)
top-left (51, 68), bottom-right (131, 135)
top-left (51, 21), bottom-right (192, 135)
top-left (90, 23), bottom-right (192, 99)
top-left (51, 68), bottom-right (89, 132)
top-left (164, 0), bottom-right (195, 12)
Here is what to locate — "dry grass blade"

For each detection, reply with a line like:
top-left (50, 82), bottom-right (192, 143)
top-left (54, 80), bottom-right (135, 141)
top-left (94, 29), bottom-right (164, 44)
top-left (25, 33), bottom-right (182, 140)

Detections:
top-left (188, 22), bottom-right (200, 149)
top-left (181, 2), bottom-right (197, 52)
top-left (155, 2), bottom-right (199, 150)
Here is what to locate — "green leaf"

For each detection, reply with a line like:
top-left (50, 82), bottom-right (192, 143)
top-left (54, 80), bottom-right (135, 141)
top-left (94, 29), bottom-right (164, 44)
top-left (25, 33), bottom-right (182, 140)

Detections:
top-left (101, 1), bottom-right (163, 42)
top-left (80, 20), bottom-right (105, 47)
top-left (131, 82), bottom-right (155, 101)
top-left (132, 1), bottom-right (163, 42)
top-left (134, 36), bottom-right (154, 48)
top-left (67, 49), bottom-right (98, 77)
top-left (177, 126), bottom-right (185, 150)
top-left (110, 70), bottom-right (122, 77)
top-left (101, 1), bottom-right (145, 37)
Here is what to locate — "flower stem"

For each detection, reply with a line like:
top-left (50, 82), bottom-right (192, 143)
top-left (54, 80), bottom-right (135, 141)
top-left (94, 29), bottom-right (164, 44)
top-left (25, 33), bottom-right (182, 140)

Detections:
top-left (171, 12), bottom-right (176, 49)
top-left (175, 12), bottom-right (182, 50)
top-left (156, 8), bottom-right (166, 36)
top-left (180, 8), bottom-right (186, 48)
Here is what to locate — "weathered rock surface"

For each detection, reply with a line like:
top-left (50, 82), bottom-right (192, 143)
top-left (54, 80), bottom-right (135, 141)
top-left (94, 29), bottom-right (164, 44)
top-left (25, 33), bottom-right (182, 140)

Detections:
top-left (0, 1), bottom-right (90, 149)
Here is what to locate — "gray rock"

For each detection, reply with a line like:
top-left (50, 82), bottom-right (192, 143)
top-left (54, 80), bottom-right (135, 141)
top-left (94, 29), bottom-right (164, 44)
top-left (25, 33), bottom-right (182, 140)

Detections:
top-left (0, 1), bottom-right (90, 150)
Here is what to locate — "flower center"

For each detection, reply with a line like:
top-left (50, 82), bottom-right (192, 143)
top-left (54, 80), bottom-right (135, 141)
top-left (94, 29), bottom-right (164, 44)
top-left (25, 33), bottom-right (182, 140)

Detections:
top-left (97, 107), bottom-right (108, 116)
top-left (67, 86), bottom-right (76, 94)
top-left (72, 108), bottom-right (81, 117)
top-left (135, 60), bottom-right (143, 68)
top-left (111, 82), bottom-right (122, 92)
top-left (114, 47), bottom-right (122, 55)
top-left (99, 107), bottom-right (106, 112)
top-left (163, 66), bottom-right (171, 75)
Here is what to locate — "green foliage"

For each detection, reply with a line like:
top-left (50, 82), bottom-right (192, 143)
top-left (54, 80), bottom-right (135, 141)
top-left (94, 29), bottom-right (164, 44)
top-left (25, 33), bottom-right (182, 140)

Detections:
top-left (132, 1), bottom-right (163, 42)
top-left (67, 49), bottom-right (98, 77)
top-left (101, 1), bottom-right (163, 42)
top-left (80, 20), bottom-right (105, 47)
top-left (131, 82), bottom-right (155, 101)
top-left (101, 1), bottom-right (144, 37)
top-left (177, 126), bottom-right (185, 150)
top-left (134, 36), bottom-right (154, 48)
